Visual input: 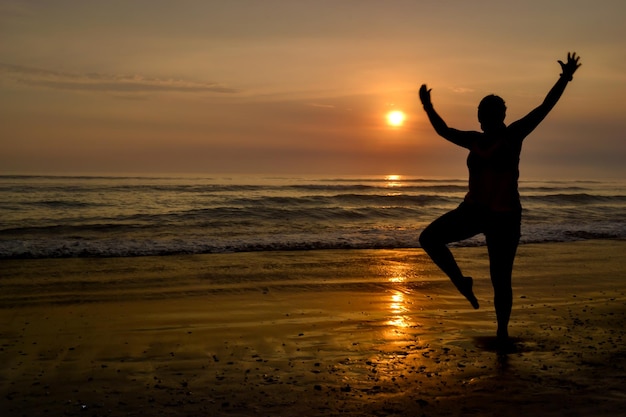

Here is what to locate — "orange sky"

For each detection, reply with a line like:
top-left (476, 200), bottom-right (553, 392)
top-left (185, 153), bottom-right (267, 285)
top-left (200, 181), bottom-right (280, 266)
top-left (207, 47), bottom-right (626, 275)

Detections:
top-left (1, 1), bottom-right (625, 178)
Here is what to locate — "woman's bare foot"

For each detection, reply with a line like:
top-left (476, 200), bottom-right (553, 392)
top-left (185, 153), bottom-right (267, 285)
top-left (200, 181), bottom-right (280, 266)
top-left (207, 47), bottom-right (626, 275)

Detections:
top-left (452, 276), bottom-right (479, 309)
top-left (496, 329), bottom-right (516, 354)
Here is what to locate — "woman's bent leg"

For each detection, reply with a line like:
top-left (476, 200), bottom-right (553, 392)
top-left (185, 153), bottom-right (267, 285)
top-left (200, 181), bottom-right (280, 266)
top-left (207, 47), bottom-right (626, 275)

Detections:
top-left (419, 204), bottom-right (482, 308)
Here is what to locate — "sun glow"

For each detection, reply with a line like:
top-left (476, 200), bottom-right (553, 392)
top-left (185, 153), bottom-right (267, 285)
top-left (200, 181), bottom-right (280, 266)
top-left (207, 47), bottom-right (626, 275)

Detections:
top-left (386, 110), bottom-right (405, 127)
top-left (385, 174), bottom-right (402, 188)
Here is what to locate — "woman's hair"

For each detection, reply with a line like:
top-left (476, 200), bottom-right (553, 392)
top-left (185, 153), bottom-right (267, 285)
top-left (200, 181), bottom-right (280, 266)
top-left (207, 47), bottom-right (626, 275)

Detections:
top-left (478, 94), bottom-right (507, 124)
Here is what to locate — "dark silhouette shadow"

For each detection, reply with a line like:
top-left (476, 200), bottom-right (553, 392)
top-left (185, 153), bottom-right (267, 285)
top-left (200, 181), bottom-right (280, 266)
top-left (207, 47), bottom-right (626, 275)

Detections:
top-left (473, 335), bottom-right (521, 354)
top-left (418, 53), bottom-right (581, 345)
top-left (472, 335), bottom-right (522, 373)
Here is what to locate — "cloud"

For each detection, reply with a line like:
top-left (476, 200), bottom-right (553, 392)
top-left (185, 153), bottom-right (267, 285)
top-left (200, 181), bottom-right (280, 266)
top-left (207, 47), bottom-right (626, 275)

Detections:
top-left (450, 87), bottom-right (475, 94)
top-left (0, 63), bottom-right (239, 94)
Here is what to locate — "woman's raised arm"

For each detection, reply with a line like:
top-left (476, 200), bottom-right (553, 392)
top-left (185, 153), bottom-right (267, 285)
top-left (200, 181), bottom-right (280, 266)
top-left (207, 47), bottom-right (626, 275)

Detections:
top-left (420, 84), bottom-right (477, 149)
top-left (510, 52), bottom-right (581, 138)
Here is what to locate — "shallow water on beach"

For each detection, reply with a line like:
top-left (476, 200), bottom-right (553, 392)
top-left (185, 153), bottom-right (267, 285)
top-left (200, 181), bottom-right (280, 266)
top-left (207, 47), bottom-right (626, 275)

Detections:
top-left (0, 174), bottom-right (624, 258)
top-left (1, 242), bottom-right (625, 416)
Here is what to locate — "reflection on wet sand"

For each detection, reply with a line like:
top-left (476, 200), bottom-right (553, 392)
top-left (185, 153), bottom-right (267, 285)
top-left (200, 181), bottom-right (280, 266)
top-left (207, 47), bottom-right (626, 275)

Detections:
top-left (383, 262), bottom-right (420, 336)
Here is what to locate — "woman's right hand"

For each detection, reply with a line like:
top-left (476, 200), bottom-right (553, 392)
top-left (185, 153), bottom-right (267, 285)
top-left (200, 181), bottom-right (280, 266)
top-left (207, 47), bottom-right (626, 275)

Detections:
top-left (419, 84), bottom-right (433, 108)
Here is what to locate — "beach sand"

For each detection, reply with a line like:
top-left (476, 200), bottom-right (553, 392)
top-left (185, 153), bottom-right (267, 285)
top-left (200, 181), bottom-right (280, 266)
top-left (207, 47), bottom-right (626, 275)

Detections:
top-left (1, 240), bottom-right (625, 416)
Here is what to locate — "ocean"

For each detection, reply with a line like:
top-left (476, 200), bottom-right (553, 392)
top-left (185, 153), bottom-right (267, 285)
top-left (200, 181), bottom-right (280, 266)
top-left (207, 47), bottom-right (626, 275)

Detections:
top-left (0, 175), bottom-right (624, 259)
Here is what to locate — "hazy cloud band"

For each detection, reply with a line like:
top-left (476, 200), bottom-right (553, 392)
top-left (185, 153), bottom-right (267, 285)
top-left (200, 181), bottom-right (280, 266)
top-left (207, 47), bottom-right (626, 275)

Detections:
top-left (0, 63), bottom-right (239, 94)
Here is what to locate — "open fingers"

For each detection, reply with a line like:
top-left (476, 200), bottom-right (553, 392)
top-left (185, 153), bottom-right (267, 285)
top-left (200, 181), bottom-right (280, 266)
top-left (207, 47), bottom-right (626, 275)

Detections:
top-left (568, 52), bottom-right (581, 66)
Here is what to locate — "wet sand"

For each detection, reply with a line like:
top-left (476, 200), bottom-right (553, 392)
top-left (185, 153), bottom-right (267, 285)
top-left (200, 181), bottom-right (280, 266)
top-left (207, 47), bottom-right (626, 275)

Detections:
top-left (1, 240), bottom-right (625, 416)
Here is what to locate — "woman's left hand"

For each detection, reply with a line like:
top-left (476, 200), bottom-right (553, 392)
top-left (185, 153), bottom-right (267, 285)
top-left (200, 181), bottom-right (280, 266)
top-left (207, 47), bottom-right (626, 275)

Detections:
top-left (558, 52), bottom-right (581, 80)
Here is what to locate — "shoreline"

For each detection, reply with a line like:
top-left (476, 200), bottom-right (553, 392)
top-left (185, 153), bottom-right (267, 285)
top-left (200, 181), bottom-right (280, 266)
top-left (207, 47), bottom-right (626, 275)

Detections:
top-left (1, 240), bottom-right (625, 416)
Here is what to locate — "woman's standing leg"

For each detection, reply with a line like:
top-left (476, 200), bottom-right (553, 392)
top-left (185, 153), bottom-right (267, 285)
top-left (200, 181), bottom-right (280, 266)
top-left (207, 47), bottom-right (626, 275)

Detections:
top-left (485, 210), bottom-right (521, 341)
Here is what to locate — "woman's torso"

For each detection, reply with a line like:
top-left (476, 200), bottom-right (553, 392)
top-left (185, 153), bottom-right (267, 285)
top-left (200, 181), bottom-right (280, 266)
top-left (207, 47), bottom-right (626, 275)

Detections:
top-left (465, 129), bottom-right (522, 212)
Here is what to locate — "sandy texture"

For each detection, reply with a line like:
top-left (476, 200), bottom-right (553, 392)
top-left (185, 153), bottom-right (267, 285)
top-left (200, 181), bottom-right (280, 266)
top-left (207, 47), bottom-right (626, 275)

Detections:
top-left (1, 240), bottom-right (625, 416)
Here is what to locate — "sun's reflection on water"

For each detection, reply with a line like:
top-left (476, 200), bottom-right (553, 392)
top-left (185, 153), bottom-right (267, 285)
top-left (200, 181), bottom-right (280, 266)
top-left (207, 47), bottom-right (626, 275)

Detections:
top-left (384, 263), bottom-right (415, 330)
top-left (384, 174), bottom-right (402, 189)
top-left (387, 291), bottom-right (410, 328)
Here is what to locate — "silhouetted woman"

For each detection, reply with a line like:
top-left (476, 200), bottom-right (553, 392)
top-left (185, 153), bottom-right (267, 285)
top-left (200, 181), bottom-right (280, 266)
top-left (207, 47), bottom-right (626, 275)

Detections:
top-left (419, 52), bottom-right (581, 345)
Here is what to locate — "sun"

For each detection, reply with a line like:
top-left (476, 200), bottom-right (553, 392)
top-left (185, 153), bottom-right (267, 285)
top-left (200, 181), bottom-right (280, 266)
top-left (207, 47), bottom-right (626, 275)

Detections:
top-left (386, 110), bottom-right (405, 127)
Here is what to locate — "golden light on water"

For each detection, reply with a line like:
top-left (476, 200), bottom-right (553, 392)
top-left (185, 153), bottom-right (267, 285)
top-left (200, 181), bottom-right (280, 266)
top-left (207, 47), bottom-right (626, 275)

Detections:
top-left (387, 291), bottom-right (411, 328)
top-left (385, 263), bottom-right (413, 329)
top-left (384, 174), bottom-right (402, 189)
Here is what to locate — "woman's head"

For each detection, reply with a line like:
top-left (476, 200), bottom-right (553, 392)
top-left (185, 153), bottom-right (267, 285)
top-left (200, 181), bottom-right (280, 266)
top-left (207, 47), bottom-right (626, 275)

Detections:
top-left (478, 95), bottom-right (506, 132)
